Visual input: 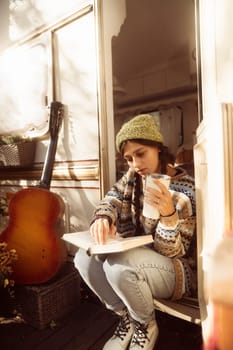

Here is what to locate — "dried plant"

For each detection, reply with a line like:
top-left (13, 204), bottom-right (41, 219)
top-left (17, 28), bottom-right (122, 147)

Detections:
top-left (0, 242), bottom-right (17, 296)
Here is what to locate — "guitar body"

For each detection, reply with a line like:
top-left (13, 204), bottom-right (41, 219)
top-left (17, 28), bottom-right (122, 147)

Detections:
top-left (0, 187), bottom-right (67, 284)
top-left (0, 101), bottom-right (67, 284)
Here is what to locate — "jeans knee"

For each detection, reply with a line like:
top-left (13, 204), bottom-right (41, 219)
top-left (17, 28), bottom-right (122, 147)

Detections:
top-left (74, 248), bottom-right (89, 273)
top-left (103, 259), bottom-right (137, 290)
top-left (74, 249), bottom-right (81, 270)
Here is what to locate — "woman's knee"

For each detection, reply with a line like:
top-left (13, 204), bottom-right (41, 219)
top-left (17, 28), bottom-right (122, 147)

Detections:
top-left (74, 248), bottom-right (81, 267)
top-left (103, 255), bottom-right (137, 289)
top-left (74, 248), bottom-right (90, 272)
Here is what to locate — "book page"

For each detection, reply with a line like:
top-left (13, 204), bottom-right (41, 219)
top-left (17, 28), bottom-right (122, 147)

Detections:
top-left (62, 231), bottom-right (153, 255)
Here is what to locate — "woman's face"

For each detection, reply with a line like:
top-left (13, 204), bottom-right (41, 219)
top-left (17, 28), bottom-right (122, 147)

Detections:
top-left (123, 141), bottom-right (160, 178)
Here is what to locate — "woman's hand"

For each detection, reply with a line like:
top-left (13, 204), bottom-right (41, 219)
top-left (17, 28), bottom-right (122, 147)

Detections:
top-left (90, 218), bottom-right (116, 244)
top-left (144, 179), bottom-right (175, 217)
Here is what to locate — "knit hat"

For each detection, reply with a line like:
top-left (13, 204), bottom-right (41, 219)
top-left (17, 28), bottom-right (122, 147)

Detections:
top-left (116, 114), bottom-right (164, 152)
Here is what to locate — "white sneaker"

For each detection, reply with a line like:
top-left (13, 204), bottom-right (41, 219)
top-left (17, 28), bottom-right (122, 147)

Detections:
top-left (129, 319), bottom-right (159, 350)
top-left (103, 309), bottom-right (134, 349)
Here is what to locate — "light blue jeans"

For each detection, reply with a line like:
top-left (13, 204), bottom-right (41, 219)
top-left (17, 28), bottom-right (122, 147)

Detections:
top-left (74, 246), bottom-right (175, 324)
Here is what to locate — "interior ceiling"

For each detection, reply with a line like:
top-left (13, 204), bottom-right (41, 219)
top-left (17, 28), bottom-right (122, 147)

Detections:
top-left (112, 0), bottom-right (196, 84)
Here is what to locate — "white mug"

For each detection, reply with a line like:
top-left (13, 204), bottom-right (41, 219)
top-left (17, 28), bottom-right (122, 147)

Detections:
top-left (143, 174), bottom-right (171, 219)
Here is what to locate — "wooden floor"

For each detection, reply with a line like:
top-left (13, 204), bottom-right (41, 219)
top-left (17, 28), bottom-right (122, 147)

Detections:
top-left (0, 287), bottom-right (203, 350)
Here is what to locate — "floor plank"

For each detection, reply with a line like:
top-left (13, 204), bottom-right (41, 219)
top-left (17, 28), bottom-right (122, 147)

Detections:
top-left (0, 289), bottom-right (203, 350)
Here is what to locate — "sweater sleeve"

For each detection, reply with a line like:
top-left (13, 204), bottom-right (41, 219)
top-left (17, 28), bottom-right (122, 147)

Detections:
top-left (153, 186), bottom-right (196, 259)
top-left (91, 172), bottom-right (130, 226)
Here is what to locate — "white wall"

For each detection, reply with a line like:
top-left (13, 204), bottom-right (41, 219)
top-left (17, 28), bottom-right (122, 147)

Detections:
top-left (101, 0), bottom-right (126, 188)
top-left (0, 1), bottom-right (102, 236)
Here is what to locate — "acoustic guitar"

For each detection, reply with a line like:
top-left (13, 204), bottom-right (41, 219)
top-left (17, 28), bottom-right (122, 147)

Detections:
top-left (0, 101), bottom-right (67, 284)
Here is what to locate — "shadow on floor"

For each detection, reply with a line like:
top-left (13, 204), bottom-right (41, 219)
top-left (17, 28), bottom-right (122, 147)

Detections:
top-left (0, 280), bottom-right (203, 350)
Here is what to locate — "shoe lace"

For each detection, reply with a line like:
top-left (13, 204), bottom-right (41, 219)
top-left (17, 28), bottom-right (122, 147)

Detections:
top-left (113, 311), bottom-right (132, 341)
top-left (130, 320), bottom-right (149, 347)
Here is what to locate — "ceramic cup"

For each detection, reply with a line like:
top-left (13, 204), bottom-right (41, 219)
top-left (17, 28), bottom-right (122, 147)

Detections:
top-left (143, 174), bottom-right (171, 219)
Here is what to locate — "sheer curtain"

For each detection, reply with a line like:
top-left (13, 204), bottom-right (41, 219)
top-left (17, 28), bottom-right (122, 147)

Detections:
top-left (159, 106), bottom-right (183, 155)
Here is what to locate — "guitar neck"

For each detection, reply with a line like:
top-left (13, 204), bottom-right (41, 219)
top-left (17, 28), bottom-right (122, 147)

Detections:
top-left (39, 138), bottom-right (58, 189)
top-left (39, 101), bottom-right (63, 190)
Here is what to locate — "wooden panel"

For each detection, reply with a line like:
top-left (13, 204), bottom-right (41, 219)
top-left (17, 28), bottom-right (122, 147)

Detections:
top-left (0, 160), bottom-right (99, 182)
top-left (154, 297), bottom-right (201, 325)
top-left (222, 103), bottom-right (233, 230)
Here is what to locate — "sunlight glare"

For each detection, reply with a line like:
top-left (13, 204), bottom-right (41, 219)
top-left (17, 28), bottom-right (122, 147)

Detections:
top-left (0, 44), bottom-right (48, 137)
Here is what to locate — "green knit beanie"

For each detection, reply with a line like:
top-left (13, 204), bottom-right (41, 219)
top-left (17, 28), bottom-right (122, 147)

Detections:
top-left (116, 114), bottom-right (164, 152)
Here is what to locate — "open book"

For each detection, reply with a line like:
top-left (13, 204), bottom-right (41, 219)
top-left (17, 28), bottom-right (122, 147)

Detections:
top-left (62, 231), bottom-right (154, 255)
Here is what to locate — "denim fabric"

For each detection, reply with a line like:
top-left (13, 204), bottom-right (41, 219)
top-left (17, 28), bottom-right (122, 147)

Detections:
top-left (74, 246), bottom-right (175, 324)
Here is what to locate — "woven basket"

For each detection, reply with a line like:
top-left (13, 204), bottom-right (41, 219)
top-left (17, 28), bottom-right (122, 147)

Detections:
top-left (0, 141), bottom-right (36, 167)
top-left (16, 262), bottom-right (80, 329)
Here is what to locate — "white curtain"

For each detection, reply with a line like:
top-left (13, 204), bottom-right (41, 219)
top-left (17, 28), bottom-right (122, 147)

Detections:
top-left (159, 107), bottom-right (182, 155)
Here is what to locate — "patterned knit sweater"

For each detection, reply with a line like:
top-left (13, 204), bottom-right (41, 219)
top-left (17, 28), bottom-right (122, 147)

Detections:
top-left (92, 167), bottom-right (196, 300)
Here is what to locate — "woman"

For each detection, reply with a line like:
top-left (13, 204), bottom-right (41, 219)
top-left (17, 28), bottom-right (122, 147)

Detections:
top-left (74, 114), bottom-right (196, 350)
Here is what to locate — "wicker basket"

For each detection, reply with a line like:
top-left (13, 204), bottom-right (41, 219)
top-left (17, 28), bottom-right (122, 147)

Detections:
top-left (15, 262), bottom-right (80, 329)
top-left (0, 141), bottom-right (36, 167)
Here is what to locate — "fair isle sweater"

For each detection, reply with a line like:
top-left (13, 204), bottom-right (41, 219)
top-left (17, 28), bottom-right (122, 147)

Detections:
top-left (93, 167), bottom-right (196, 300)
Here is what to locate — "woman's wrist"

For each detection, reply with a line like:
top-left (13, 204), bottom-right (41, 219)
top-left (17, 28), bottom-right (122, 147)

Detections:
top-left (90, 215), bottom-right (112, 227)
top-left (159, 210), bottom-right (179, 228)
top-left (160, 209), bottom-right (176, 218)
